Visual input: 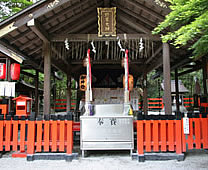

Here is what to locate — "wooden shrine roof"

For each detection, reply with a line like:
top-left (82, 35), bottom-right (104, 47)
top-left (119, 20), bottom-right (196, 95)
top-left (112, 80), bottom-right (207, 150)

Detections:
top-left (0, 0), bottom-right (194, 80)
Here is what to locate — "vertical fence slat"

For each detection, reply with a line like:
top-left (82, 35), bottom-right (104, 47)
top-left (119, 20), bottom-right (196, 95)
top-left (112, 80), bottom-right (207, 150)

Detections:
top-left (0, 120), bottom-right (3, 151)
top-left (59, 120), bottom-right (65, 152)
top-left (44, 120), bottom-right (50, 152)
top-left (20, 120), bottom-right (26, 152)
top-left (153, 120), bottom-right (159, 152)
top-left (202, 118), bottom-right (208, 149)
top-left (66, 120), bottom-right (73, 154)
top-left (27, 120), bottom-right (35, 154)
top-left (181, 119), bottom-right (186, 152)
top-left (161, 120), bottom-right (167, 151)
top-left (12, 120), bottom-right (19, 151)
top-left (187, 118), bottom-right (194, 149)
top-left (5, 120), bottom-right (11, 151)
top-left (137, 120), bottom-right (144, 155)
top-left (52, 120), bottom-right (57, 152)
top-left (36, 120), bottom-right (42, 152)
top-left (175, 120), bottom-right (182, 154)
top-left (145, 121), bottom-right (151, 152)
top-left (194, 118), bottom-right (201, 149)
top-left (168, 120), bottom-right (174, 151)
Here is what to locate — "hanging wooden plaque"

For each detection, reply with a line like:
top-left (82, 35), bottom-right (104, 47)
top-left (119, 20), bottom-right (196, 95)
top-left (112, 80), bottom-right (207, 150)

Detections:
top-left (97, 7), bottom-right (116, 37)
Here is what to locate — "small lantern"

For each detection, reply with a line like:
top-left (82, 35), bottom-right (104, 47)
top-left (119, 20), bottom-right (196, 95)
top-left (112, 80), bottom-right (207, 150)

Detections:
top-left (0, 63), bottom-right (6, 79)
top-left (79, 74), bottom-right (87, 91)
top-left (123, 74), bottom-right (134, 91)
top-left (13, 96), bottom-right (32, 116)
top-left (11, 63), bottom-right (20, 80)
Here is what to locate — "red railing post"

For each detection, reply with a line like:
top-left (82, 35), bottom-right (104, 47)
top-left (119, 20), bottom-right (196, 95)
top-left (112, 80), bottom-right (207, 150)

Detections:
top-left (0, 115), bottom-right (4, 151)
top-left (202, 117), bottom-right (208, 149)
top-left (153, 120), bottom-right (159, 152)
top-left (137, 119), bottom-right (144, 155)
top-left (5, 115), bottom-right (12, 151)
top-left (27, 118), bottom-right (35, 155)
top-left (20, 117), bottom-right (26, 152)
top-left (175, 119), bottom-right (182, 154)
top-left (44, 116), bottom-right (50, 152)
top-left (161, 120), bottom-right (167, 151)
top-left (36, 117), bottom-right (43, 152)
top-left (66, 115), bottom-right (73, 155)
top-left (12, 116), bottom-right (19, 151)
top-left (51, 116), bottom-right (58, 152)
top-left (59, 116), bottom-right (65, 152)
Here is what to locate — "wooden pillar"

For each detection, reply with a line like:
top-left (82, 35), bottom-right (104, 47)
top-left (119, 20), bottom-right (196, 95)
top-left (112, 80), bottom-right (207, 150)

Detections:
top-left (35, 70), bottom-right (39, 117)
top-left (202, 57), bottom-right (207, 95)
top-left (6, 58), bottom-right (11, 113)
top-left (53, 75), bottom-right (56, 111)
top-left (66, 74), bottom-right (71, 112)
top-left (143, 72), bottom-right (148, 115)
top-left (163, 43), bottom-right (172, 115)
top-left (43, 42), bottom-right (51, 115)
top-left (175, 69), bottom-right (180, 113)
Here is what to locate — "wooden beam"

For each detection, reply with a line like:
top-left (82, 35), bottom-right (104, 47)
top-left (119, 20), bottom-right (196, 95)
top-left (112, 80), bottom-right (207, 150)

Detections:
top-left (20, 37), bottom-right (40, 51)
top-left (70, 59), bottom-right (145, 65)
top-left (66, 17), bottom-right (97, 34)
top-left (43, 42), bottom-right (51, 115)
top-left (143, 71), bottom-right (148, 115)
top-left (145, 45), bottom-right (162, 64)
top-left (117, 23), bottom-right (138, 34)
top-left (27, 19), bottom-right (49, 42)
top-left (115, 4), bottom-right (156, 28)
top-left (163, 43), bottom-right (172, 115)
top-left (178, 65), bottom-right (201, 76)
top-left (35, 70), bottom-right (39, 117)
top-left (146, 56), bottom-right (163, 73)
top-left (10, 29), bottom-right (31, 44)
top-left (0, 0), bottom-right (70, 38)
top-left (127, 0), bottom-right (164, 21)
top-left (21, 70), bottom-right (35, 78)
top-left (51, 34), bottom-right (160, 42)
top-left (42, 0), bottom-right (89, 26)
top-left (48, 4), bottom-right (99, 33)
top-left (118, 12), bottom-right (151, 34)
top-left (28, 46), bottom-right (42, 55)
top-left (104, 0), bottom-right (110, 7)
top-left (79, 24), bottom-right (97, 34)
top-left (0, 40), bottom-right (43, 72)
top-left (0, 43), bottom-right (24, 63)
top-left (66, 74), bottom-right (71, 112)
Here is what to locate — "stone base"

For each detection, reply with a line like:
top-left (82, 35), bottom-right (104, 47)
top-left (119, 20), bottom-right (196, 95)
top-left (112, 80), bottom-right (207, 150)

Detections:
top-left (27, 153), bottom-right (78, 161)
top-left (132, 152), bottom-right (185, 162)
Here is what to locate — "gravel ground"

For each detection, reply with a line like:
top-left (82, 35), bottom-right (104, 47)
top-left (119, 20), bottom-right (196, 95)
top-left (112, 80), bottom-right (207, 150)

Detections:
top-left (0, 150), bottom-right (207, 170)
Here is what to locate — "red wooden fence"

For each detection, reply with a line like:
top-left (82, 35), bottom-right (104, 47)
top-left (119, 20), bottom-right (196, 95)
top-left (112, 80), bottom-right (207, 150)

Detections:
top-left (182, 117), bottom-right (208, 152)
top-left (137, 119), bottom-right (182, 155)
top-left (0, 117), bottom-right (73, 155)
top-left (54, 97), bottom-right (195, 112)
top-left (54, 99), bottom-right (76, 111)
top-left (136, 116), bottom-right (208, 156)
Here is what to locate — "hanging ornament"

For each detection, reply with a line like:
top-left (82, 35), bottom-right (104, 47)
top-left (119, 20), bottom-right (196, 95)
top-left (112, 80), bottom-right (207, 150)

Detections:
top-left (139, 37), bottom-right (144, 52)
top-left (91, 41), bottom-right (96, 53)
top-left (65, 38), bottom-right (69, 50)
top-left (117, 39), bottom-right (125, 52)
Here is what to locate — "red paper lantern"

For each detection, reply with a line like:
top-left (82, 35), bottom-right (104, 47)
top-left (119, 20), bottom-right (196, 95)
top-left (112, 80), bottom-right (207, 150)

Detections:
top-left (0, 63), bottom-right (6, 79)
top-left (11, 63), bottom-right (20, 80)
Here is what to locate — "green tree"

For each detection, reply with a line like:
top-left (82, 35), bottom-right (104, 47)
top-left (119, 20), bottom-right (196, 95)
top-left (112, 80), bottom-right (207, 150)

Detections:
top-left (153, 0), bottom-right (208, 59)
top-left (0, 0), bottom-right (33, 21)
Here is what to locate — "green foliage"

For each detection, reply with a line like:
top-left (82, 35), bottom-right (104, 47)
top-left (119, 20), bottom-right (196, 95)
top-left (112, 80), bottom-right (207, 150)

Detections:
top-left (153, 0), bottom-right (208, 58)
top-left (0, 0), bottom-right (33, 21)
